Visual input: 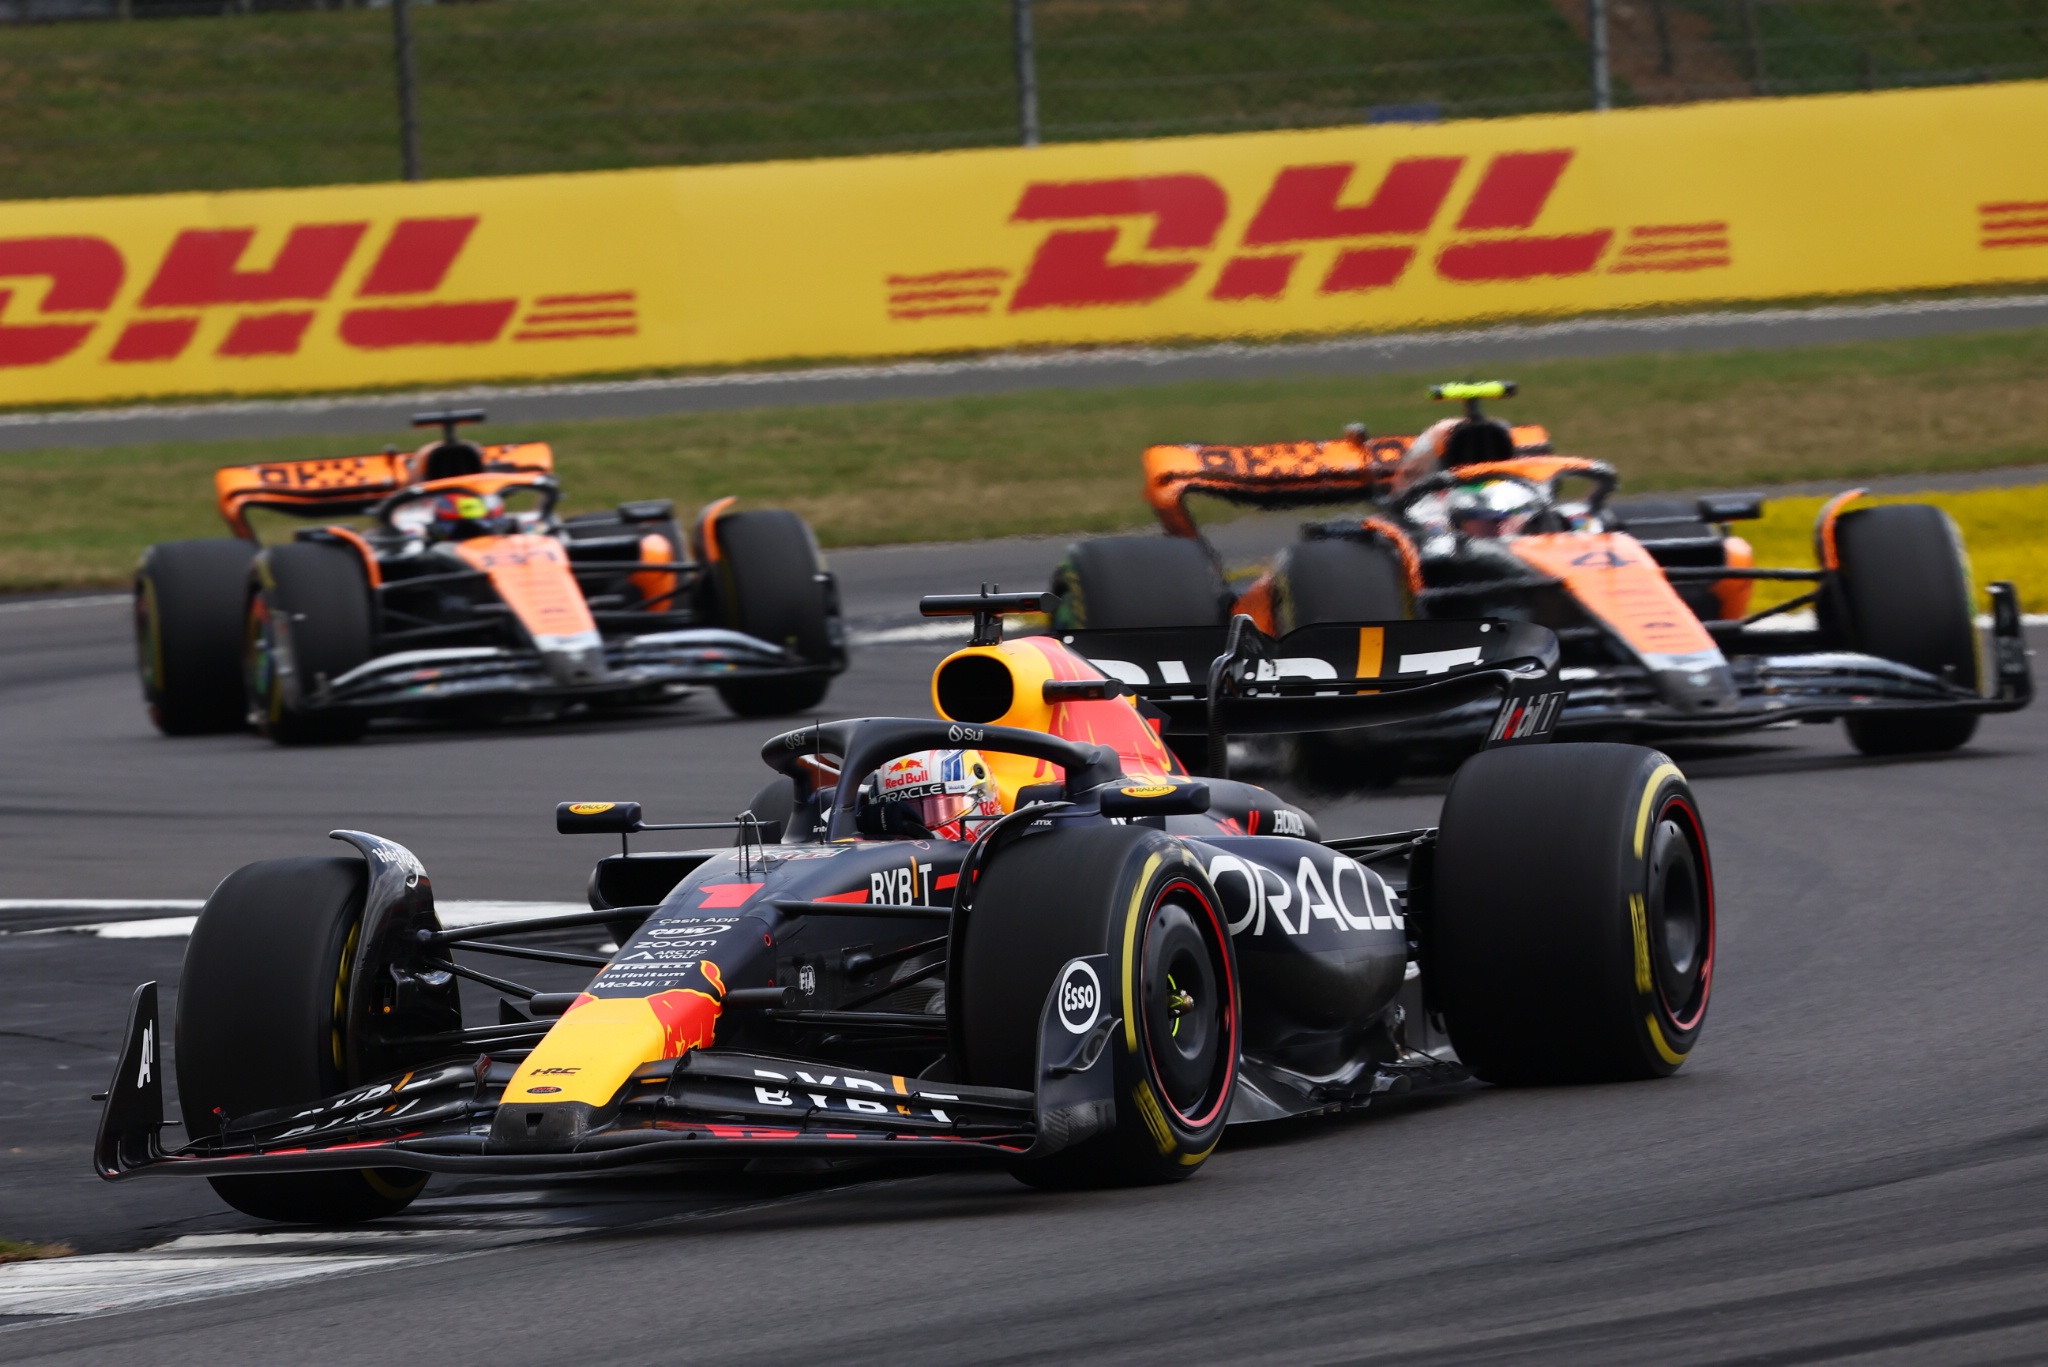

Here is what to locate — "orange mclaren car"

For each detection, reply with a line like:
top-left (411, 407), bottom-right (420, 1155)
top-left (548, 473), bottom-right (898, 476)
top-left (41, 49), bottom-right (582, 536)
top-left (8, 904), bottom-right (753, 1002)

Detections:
top-left (135, 410), bottom-right (844, 744)
top-left (1050, 382), bottom-right (2029, 779)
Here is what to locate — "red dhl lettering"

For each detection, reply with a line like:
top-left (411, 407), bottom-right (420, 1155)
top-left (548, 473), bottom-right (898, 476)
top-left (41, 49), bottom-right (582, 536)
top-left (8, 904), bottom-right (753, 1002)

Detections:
top-left (892, 147), bottom-right (1738, 320)
top-left (0, 215), bottom-right (636, 370)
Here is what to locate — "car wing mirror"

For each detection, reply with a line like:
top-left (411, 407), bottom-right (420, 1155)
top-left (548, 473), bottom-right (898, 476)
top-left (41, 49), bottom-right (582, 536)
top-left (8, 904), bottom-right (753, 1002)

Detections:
top-left (1099, 781), bottom-right (1211, 818)
top-left (556, 801), bottom-right (644, 834)
top-left (1696, 493), bottom-right (1763, 523)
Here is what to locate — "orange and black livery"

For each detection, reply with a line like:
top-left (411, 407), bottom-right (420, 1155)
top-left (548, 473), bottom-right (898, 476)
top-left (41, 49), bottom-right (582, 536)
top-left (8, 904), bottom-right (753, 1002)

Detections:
top-left (1051, 382), bottom-right (2030, 775)
top-left (134, 409), bottom-right (846, 744)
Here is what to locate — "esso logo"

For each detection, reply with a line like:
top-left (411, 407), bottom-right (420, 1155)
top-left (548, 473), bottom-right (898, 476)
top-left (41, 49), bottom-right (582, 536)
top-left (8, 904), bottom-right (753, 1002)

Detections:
top-left (1057, 961), bottom-right (1101, 1035)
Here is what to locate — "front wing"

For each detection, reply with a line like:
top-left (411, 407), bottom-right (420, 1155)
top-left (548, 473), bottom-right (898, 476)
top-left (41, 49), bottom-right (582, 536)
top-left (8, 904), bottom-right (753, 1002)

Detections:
top-left (1377, 581), bottom-right (2033, 743)
top-left (96, 964), bottom-right (1112, 1180)
top-left (311, 628), bottom-right (836, 713)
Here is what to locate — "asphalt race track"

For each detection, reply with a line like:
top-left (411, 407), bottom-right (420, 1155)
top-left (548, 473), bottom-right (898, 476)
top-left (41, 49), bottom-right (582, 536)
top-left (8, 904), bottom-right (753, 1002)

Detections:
top-left (4, 537), bottom-right (2048, 1364)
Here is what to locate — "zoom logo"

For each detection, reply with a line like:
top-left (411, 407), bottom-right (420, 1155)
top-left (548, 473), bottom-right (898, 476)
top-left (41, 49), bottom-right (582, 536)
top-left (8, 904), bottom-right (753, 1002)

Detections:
top-left (1057, 960), bottom-right (1101, 1035)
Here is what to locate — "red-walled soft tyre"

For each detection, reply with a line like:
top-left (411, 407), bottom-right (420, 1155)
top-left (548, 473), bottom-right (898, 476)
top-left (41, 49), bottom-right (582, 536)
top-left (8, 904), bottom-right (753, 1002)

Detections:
top-left (958, 825), bottom-right (1238, 1187)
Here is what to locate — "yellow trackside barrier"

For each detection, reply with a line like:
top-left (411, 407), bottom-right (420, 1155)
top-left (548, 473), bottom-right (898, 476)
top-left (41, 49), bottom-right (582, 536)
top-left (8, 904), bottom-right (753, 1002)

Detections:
top-left (3, 80), bottom-right (2048, 408)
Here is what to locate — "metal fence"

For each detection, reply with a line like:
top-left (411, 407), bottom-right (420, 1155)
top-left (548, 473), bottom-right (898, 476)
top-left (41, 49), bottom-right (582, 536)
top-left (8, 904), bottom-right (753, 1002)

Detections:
top-left (2, 0), bottom-right (2047, 199)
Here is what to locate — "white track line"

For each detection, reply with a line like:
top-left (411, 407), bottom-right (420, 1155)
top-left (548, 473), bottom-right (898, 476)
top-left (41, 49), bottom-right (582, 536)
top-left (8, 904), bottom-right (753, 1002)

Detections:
top-left (0, 1211), bottom-right (599, 1319)
top-left (1, 900), bottom-right (588, 939)
top-left (847, 620), bottom-right (974, 646)
top-left (0, 594), bottom-right (126, 615)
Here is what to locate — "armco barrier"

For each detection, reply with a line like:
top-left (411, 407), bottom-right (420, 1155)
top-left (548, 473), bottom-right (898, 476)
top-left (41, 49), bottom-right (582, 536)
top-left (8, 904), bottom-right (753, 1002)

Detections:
top-left (2, 80), bottom-right (2047, 409)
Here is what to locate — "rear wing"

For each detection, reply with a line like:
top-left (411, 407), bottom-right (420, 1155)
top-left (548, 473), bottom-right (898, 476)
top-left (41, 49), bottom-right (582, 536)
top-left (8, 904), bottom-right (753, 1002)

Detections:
top-left (214, 442), bottom-right (554, 539)
top-left (1143, 426), bottom-right (1552, 538)
top-left (1056, 615), bottom-right (1564, 778)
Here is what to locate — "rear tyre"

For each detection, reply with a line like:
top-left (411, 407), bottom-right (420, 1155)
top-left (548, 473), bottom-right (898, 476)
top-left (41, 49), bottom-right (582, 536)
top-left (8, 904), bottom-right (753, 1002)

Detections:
top-left (1829, 504), bottom-right (1981, 756)
top-left (1272, 538), bottom-right (1412, 788)
top-left (957, 825), bottom-right (1237, 1188)
top-left (247, 542), bottom-right (373, 745)
top-left (176, 856), bottom-right (427, 1224)
top-left (1269, 537), bottom-right (1410, 633)
top-left (1431, 744), bottom-right (1713, 1085)
top-left (709, 510), bottom-right (836, 717)
top-left (1050, 536), bottom-right (1230, 630)
top-left (134, 539), bottom-right (257, 735)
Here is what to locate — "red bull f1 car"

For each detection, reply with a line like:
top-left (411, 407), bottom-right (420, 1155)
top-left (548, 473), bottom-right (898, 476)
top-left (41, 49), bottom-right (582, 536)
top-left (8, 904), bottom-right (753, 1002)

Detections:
top-left (97, 589), bottom-right (1713, 1218)
top-left (1051, 382), bottom-right (2029, 780)
top-left (135, 410), bottom-right (845, 744)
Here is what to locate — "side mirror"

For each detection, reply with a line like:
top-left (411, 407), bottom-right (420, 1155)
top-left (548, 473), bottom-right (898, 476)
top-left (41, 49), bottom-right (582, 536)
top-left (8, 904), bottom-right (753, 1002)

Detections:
top-left (1696, 493), bottom-right (1763, 523)
top-left (556, 800), bottom-right (644, 835)
top-left (1099, 781), bottom-right (1211, 818)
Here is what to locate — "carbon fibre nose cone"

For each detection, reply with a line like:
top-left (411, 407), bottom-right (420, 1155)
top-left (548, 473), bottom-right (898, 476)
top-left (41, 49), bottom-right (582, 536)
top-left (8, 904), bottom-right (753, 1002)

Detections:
top-left (1654, 660), bottom-right (1740, 713)
top-left (488, 1099), bottom-right (605, 1152)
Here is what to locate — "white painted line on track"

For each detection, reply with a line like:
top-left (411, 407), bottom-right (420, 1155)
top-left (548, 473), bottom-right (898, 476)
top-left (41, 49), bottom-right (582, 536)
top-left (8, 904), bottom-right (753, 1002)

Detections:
top-left (847, 620), bottom-right (974, 646)
top-left (0, 1175), bottom-right (922, 1326)
top-left (0, 594), bottom-right (126, 615)
top-left (0, 900), bottom-right (589, 939)
top-left (0, 1213), bottom-right (600, 1319)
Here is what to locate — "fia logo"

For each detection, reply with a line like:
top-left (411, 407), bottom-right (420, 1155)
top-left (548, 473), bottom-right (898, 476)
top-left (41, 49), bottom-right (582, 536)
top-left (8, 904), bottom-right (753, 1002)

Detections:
top-left (799, 963), bottom-right (817, 996)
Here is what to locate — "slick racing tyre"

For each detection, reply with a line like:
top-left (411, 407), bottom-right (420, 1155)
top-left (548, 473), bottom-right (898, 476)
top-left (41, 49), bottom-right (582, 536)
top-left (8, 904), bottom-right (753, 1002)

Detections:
top-left (1828, 504), bottom-right (1981, 756)
top-left (1050, 536), bottom-right (1231, 630)
top-left (177, 856), bottom-right (427, 1224)
top-left (957, 825), bottom-right (1238, 1187)
top-left (1271, 537), bottom-right (1415, 790)
top-left (246, 542), bottom-right (373, 745)
top-left (135, 539), bottom-right (258, 735)
top-left (1431, 744), bottom-right (1713, 1084)
top-left (1269, 537), bottom-right (1411, 633)
top-left (709, 509), bottom-right (837, 717)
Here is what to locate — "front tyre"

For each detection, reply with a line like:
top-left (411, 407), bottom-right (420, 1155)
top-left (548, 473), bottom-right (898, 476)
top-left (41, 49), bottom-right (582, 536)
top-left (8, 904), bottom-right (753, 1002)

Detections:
top-left (708, 509), bottom-right (838, 718)
top-left (246, 542), bottom-right (373, 745)
top-left (957, 825), bottom-right (1238, 1187)
top-left (1829, 503), bottom-right (1981, 756)
top-left (177, 856), bottom-right (426, 1223)
top-left (1431, 744), bottom-right (1713, 1084)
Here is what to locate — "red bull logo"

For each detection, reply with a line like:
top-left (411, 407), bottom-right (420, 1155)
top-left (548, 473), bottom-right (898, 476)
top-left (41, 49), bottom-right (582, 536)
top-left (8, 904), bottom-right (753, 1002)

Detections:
top-left (645, 961), bottom-right (726, 1057)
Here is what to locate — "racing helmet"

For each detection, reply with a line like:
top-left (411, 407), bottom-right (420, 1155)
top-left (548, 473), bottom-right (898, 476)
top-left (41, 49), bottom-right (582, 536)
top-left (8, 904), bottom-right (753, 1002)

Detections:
top-left (860, 749), bottom-right (1001, 840)
top-left (1445, 478), bottom-right (1541, 541)
top-left (426, 490), bottom-right (505, 540)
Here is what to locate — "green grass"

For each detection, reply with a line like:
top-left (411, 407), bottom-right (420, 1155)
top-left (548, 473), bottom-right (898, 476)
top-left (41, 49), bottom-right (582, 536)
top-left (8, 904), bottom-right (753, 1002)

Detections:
top-left (0, 1237), bottom-right (71, 1264)
top-left (8, 324), bottom-right (2048, 593)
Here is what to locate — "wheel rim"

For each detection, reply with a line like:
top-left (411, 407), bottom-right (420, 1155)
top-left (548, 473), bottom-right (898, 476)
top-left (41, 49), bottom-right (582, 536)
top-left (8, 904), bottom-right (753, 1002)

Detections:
top-left (134, 579), bottom-right (162, 696)
top-left (1139, 880), bottom-right (1234, 1127)
top-left (1646, 799), bottom-right (1712, 1031)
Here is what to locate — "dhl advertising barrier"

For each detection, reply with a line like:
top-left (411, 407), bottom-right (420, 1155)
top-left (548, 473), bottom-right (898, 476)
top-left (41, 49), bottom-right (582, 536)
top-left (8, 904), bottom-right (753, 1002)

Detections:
top-left (2, 80), bottom-right (2047, 408)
